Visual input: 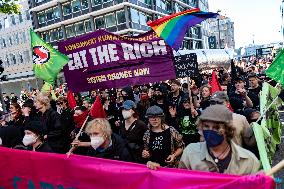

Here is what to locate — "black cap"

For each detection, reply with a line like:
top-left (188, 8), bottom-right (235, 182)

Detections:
top-left (25, 121), bottom-right (43, 136)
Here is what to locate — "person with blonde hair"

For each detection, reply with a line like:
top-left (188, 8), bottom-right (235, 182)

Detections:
top-left (84, 118), bottom-right (133, 162)
top-left (178, 105), bottom-right (260, 175)
top-left (33, 92), bottom-right (65, 153)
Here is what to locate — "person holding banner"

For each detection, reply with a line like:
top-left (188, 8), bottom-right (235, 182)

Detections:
top-left (85, 118), bottom-right (133, 162)
top-left (179, 105), bottom-right (260, 175)
top-left (143, 106), bottom-right (184, 170)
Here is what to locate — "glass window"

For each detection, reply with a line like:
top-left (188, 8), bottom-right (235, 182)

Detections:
top-left (18, 53), bottom-right (23, 64)
top-left (85, 20), bottom-right (92, 32)
top-left (75, 22), bottom-right (85, 35)
top-left (72, 0), bottom-right (81, 12)
top-left (22, 32), bottom-right (27, 43)
top-left (82, 0), bottom-right (89, 9)
top-left (116, 10), bottom-right (126, 24)
top-left (53, 7), bottom-right (60, 19)
top-left (42, 32), bottom-right (50, 42)
top-left (50, 30), bottom-right (58, 41)
top-left (26, 10), bottom-right (31, 20)
top-left (46, 8), bottom-right (54, 21)
top-left (144, 0), bottom-right (151, 5)
top-left (8, 37), bottom-right (12, 46)
top-left (4, 17), bottom-right (9, 28)
top-left (63, 2), bottom-right (72, 15)
top-left (130, 8), bottom-right (139, 23)
top-left (139, 12), bottom-right (147, 26)
top-left (18, 14), bottom-right (23, 23)
top-left (0, 21), bottom-right (2, 30)
top-left (10, 54), bottom-right (16, 65)
top-left (38, 11), bottom-right (46, 24)
top-left (2, 38), bottom-right (6, 47)
top-left (95, 17), bottom-right (104, 29)
top-left (6, 55), bottom-right (10, 67)
top-left (11, 15), bottom-right (16, 25)
top-left (105, 13), bottom-right (116, 28)
top-left (92, 0), bottom-right (101, 6)
top-left (165, 0), bottom-right (171, 12)
top-left (24, 50), bottom-right (30, 62)
top-left (14, 34), bottom-right (19, 44)
top-left (66, 25), bottom-right (75, 38)
top-left (58, 29), bottom-right (64, 39)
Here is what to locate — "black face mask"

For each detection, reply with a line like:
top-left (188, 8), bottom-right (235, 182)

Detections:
top-left (154, 94), bottom-right (164, 101)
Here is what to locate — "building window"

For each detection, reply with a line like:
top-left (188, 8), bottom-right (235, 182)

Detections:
top-left (8, 37), bottom-right (12, 46)
top-left (130, 8), bottom-right (139, 23)
top-left (139, 12), bottom-right (147, 26)
top-left (0, 21), bottom-right (2, 30)
top-left (24, 50), bottom-right (30, 62)
top-left (82, 0), bottom-right (89, 9)
top-left (18, 53), bottom-right (23, 64)
top-left (10, 54), bottom-right (16, 65)
top-left (42, 32), bottom-right (50, 42)
top-left (63, 2), bottom-right (72, 15)
top-left (26, 10), bottom-right (31, 20)
top-left (2, 38), bottom-right (6, 47)
top-left (85, 20), bottom-right (92, 32)
top-left (11, 15), bottom-right (16, 25)
top-left (72, 0), bottom-right (81, 12)
top-left (95, 16), bottom-right (104, 29)
top-left (92, 0), bottom-right (101, 6)
top-left (116, 10), bottom-right (126, 24)
top-left (14, 34), bottom-right (19, 45)
top-left (165, 0), bottom-right (171, 12)
top-left (105, 13), bottom-right (116, 28)
top-left (66, 24), bottom-right (75, 38)
top-left (22, 32), bottom-right (27, 43)
top-left (46, 8), bottom-right (54, 21)
top-left (38, 11), bottom-right (46, 24)
top-left (75, 22), bottom-right (85, 35)
top-left (53, 7), bottom-right (60, 19)
top-left (6, 55), bottom-right (10, 67)
top-left (18, 14), bottom-right (23, 23)
top-left (58, 29), bottom-right (64, 39)
top-left (50, 29), bottom-right (58, 42)
top-left (4, 17), bottom-right (9, 28)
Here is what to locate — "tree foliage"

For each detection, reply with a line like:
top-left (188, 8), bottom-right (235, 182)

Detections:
top-left (0, 0), bottom-right (21, 14)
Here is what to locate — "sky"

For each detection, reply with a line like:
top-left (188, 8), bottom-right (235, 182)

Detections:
top-left (209, 0), bottom-right (283, 48)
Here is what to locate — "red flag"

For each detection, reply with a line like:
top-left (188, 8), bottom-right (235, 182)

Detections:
top-left (209, 71), bottom-right (223, 94)
top-left (90, 96), bottom-right (107, 118)
top-left (67, 90), bottom-right (77, 109)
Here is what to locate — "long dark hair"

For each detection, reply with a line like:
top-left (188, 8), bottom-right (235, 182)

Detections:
top-left (10, 103), bottom-right (22, 119)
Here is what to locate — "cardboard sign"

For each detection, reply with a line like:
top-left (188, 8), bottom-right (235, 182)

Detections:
top-left (174, 53), bottom-right (198, 78)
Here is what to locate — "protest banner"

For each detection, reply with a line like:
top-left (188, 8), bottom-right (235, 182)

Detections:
top-left (58, 30), bottom-right (176, 92)
top-left (174, 53), bottom-right (198, 78)
top-left (0, 147), bottom-right (275, 189)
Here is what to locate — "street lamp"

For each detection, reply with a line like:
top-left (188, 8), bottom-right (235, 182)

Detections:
top-left (217, 10), bottom-right (221, 49)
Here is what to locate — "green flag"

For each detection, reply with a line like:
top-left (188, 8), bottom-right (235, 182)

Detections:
top-left (30, 29), bottom-right (69, 84)
top-left (265, 48), bottom-right (284, 85)
top-left (254, 82), bottom-right (282, 172)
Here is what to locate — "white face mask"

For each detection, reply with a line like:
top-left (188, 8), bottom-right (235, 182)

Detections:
top-left (22, 134), bottom-right (37, 146)
top-left (122, 110), bottom-right (132, 120)
top-left (90, 136), bottom-right (105, 150)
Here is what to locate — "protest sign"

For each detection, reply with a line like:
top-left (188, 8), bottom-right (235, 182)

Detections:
top-left (0, 147), bottom-right (275, 189)
top-left (174, 53), bottom-right (198, 78)
top-left (58, 30), bottom-right (176, 92)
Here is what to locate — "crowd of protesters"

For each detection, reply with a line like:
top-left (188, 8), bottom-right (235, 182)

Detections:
top-left (0, 57), bottom-right (278, 175)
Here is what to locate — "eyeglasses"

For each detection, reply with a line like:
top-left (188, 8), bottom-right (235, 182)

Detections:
top-left (56, 102), bottom-right (63, 105)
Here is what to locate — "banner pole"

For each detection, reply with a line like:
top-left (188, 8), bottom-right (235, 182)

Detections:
top-left (67, 115), bottom-right (90, 158)
top-left (256, 84), bottom-right (280, 123)
top-left (266, 159), bottom-right (284, 176)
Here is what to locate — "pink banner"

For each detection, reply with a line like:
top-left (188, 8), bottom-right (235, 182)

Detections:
top-left (0, 147), bottom-right (275, 189)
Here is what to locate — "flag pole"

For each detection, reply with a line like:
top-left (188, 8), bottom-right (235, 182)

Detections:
top-left (67, 115), bottom-right (90, 158)
top-left (255, 83), bottom-right (280, 124)
top-left (266, 159), bottom-right (284, 176)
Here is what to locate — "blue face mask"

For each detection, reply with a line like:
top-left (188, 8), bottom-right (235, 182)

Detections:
top-left (203, 130), bottom-right (224, 147)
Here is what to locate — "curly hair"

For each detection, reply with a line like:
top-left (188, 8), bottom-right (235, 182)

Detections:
top-left (85, 118), bottom-right (112, 139)
top-left (196, 119), bottom-right (235, 141)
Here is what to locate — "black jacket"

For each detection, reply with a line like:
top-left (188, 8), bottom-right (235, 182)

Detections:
top-left (27, 142), bottom-right (54, 153)
top-left (87, 133), bottom-right (133, 162)
top-left (39, 108), bottom-right (64, 153)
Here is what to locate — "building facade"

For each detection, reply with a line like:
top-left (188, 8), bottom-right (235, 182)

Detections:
top-left (208, 15), bottom-right (235, 49)
top-left (0, 0), bottom-right (43, 95)
top-left (29, 0), bottom-right (207, 50)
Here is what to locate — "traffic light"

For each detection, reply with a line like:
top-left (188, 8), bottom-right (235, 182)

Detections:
top-left (0, 60), bottom-right (4, 75)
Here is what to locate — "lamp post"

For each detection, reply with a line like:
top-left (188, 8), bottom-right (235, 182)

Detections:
top-left (217, 10), bottom-right (221, 49)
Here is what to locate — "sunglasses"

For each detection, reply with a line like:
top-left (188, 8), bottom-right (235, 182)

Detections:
top-left (210, 101), bottom-right (224, 105)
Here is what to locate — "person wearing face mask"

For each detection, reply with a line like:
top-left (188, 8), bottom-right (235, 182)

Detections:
top-left (84, 118), bottom-right (133, 162)
top-left (143, 106), bottom-right (184, 170)
top-left (137, 88), bottom-right (151, 123)
top-left (179, 105), bottom-right (260, 175)
top-left (119, 100), bottom-right (147, 163)
top-left (23, 121), bottom-right (53, 152)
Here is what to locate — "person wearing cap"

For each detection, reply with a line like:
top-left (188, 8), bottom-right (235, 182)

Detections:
top-left (151, 85), bottom-right (170, 119)
top-left (229, 77), bottom-right (253, 114)
top-left (23, 121), bottom-right (53, 153)
top-left (210, 91), bottom-right (256, 148)
top-left (179, 105), bottom-right (260, 175)
top-left (119, 100), bottom-right (147, 163)
top-left (248, 74), bottom-right (261, 110)
top-left (142, 106), bottom-right (184, 170)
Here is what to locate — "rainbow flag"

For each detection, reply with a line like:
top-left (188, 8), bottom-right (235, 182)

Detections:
top-left (147, 8), bottom-right (218, 50)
